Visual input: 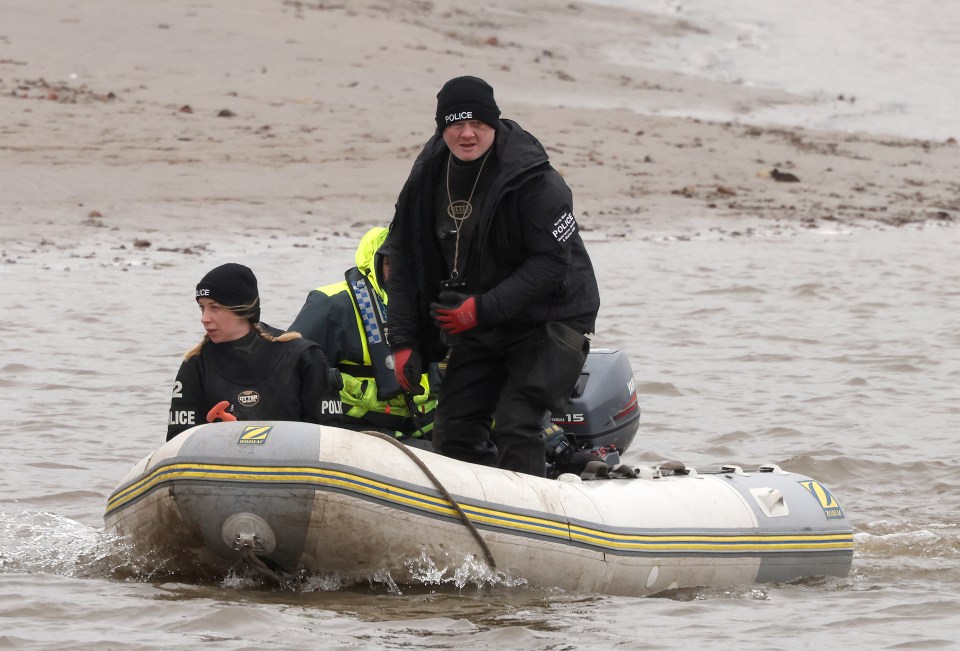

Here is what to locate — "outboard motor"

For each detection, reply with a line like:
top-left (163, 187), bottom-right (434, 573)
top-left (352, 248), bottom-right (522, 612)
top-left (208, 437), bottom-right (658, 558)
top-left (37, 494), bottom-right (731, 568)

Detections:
top-left (544, 348), bottom-right (640, 474)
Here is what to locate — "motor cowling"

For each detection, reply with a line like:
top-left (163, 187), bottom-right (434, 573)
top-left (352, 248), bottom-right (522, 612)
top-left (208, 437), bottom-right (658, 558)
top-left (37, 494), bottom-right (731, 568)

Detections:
top-left (549, 348), bottom-right (640, 454)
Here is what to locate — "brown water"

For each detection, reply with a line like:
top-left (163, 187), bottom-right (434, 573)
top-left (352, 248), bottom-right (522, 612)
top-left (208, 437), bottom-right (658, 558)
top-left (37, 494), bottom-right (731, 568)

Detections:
top-left (2, 215), bottom-right (958, 650)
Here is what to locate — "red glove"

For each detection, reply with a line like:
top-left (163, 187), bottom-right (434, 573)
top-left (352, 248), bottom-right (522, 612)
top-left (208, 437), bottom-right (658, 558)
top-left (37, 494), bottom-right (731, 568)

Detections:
top-left (392, 347), bottom-right (424, 395)
top-left (207, 400), bottom-right (237, 423)
top-left (430, 293), bottom-right (479, 334)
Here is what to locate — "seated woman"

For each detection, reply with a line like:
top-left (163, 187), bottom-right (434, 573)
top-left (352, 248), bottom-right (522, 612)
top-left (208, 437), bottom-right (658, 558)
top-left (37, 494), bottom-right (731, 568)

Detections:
top-left (166, 263), bottom-right (341, 441)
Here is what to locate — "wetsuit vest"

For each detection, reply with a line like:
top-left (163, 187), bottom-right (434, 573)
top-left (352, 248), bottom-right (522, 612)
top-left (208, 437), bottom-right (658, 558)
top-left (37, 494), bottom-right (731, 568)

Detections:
top-left (167, 326), bottom-right (341, 440)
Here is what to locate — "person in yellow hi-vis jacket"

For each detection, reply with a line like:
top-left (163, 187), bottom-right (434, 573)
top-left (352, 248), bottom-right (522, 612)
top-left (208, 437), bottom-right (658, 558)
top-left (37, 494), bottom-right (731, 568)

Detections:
top-left (290, 227), bottom-right (436, 441)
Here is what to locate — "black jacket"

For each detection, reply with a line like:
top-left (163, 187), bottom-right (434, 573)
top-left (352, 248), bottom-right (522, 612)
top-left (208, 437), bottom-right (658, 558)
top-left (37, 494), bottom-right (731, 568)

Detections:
top-left (166, 324), bottom-right (340, 440)
top-left (387, 119), bottom-right (600, 362)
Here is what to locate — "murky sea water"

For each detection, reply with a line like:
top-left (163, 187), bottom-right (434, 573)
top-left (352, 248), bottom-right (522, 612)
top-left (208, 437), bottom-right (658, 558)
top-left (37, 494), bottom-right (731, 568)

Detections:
top-left (1, 216), bottom-right (958, 649)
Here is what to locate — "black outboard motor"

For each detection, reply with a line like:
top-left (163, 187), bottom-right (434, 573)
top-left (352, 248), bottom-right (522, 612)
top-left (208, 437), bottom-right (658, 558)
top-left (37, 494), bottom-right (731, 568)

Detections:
top-left (544, 348), bottom-right (641, 475)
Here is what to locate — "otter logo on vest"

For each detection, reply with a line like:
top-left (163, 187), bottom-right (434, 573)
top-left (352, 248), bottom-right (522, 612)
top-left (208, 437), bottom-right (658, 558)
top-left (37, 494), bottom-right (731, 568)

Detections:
top-left (237, 390), bottom-right (260, 407)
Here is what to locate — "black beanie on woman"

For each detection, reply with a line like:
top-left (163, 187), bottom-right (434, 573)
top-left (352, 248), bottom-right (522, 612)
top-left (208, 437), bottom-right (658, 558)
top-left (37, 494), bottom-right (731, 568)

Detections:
top-left (435, 76), bottom-right (501, 131)
top-left (195, 263), bottom-right (261, 323)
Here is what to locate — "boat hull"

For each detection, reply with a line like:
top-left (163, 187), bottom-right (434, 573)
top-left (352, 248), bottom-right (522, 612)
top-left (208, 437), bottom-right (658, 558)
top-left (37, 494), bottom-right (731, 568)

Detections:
top-left (105, 421), bottom-right (853, 595)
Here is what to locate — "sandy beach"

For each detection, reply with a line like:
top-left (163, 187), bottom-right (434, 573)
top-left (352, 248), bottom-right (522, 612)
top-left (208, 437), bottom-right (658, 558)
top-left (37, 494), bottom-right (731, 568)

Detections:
top-left (2, 0), bottom-right (957, 258)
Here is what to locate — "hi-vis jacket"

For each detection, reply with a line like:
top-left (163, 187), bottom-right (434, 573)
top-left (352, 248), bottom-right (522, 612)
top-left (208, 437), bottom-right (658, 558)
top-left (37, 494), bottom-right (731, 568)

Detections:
top-left (289, 227), bottom-right (435, 436)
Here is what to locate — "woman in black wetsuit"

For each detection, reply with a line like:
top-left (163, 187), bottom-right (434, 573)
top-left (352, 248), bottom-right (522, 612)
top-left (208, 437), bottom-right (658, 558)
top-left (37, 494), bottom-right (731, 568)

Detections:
top-left (166, 263), bottom-right (341, 441)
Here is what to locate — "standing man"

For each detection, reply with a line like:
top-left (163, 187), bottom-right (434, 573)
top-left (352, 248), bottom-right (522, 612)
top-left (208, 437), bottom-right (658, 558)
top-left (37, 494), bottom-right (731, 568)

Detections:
top-left (386, 76), bottom-right (600, 477)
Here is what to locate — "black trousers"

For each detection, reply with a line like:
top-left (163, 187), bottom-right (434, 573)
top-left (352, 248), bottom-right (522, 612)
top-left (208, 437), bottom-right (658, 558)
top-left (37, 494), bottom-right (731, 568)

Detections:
top-left (432, 322), bottom-right (589, 477)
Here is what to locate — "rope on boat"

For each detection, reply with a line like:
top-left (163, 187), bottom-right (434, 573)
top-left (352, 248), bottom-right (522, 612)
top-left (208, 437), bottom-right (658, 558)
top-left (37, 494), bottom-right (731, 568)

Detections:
top-left (239, 546), bottom-right (286, 587)
top-left (363, 430), bottom-right (497, 571)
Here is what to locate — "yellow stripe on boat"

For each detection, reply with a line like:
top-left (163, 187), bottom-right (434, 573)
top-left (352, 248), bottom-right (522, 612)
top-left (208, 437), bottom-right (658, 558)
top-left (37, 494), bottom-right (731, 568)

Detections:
top-left (105, 461), bottom-right (853, 555)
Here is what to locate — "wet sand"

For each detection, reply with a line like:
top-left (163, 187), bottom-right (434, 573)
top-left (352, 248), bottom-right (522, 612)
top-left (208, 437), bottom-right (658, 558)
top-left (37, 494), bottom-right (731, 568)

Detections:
top-left (2, 0), bottom-right (958, 257)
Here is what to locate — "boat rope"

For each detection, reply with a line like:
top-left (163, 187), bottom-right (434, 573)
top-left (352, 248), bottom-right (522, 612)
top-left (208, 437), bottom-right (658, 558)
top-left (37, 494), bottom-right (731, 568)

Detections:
top-left (362, 430), bottom-right (497, 571)
top-left (239, 546), bottom-right (287, 587)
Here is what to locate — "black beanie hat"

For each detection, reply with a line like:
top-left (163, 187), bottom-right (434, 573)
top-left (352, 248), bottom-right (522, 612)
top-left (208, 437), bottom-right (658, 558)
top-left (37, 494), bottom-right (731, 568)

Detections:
top-left (196, 263), bottom-right (261, 323)
top-left (435, 76), bottom-right (501, 131)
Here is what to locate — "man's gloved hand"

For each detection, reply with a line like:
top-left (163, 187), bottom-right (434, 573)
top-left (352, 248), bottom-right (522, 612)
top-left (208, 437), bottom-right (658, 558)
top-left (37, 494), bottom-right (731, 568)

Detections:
top-left (392, 347), bottom-right (425, 395)
top-left (430, 292), bottom-right (479, 334)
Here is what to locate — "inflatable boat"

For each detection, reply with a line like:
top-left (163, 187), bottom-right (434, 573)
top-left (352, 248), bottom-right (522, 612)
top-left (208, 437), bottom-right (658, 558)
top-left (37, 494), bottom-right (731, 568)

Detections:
top-left (103, 420), bottom-right (853, 596)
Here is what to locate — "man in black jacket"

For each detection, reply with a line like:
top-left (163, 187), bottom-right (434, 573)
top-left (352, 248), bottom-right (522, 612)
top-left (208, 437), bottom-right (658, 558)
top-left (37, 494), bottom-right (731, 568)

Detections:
top-left (387, 76), bottom-right (600, 477)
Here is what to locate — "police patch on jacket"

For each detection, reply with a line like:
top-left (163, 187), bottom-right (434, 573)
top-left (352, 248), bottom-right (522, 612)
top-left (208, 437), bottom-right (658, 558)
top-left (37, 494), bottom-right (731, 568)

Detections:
top-left (551, 211), bottom-right (578, 244)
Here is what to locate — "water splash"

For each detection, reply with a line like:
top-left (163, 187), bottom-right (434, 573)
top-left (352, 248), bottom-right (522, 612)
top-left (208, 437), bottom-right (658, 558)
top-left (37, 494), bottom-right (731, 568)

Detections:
top-left (407, 549), bottom-right (527, 591)
top-left (0, 508), bottom-right (189, 583)
top-left (0, 509), bottom-right (122, 577)
top-left (274, 550), bottom-right (529, 596)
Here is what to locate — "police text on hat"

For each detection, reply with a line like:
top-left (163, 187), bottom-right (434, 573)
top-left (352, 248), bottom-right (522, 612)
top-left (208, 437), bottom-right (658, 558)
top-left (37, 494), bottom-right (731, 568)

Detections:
top-left (435, 76), bottom-right (501, 131)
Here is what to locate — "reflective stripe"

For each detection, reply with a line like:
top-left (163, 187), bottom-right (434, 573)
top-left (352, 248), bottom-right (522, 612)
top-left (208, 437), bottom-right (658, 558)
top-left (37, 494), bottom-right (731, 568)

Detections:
top-left (346, 268), bottom-right (402, 399)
